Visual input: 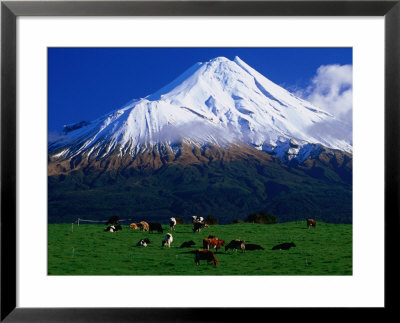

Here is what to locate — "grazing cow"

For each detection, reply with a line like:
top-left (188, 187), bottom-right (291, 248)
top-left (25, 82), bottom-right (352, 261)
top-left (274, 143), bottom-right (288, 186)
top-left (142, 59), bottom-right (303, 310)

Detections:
top-left (203, 238), bottom-right (225, 253)
top-left (193, 222), bottom-right (206, 233)
top-left (245, 244), bottom-right (264, 251)
top-left (307, 219), bottom-right (317, 228)
top-left (194, 249), bottom-right (218, 266)
top-left (192, 216), bottom-right (204, 224)
top-left (180, 240), bottom-right (195, 248)
top-left (129, 223), bottom-right (139, 230)
top-left (225, 239), bottom-right (246, 252)
top-left (272, 242), bottom-right (296, 250)
top-left (136, 238), bottom-right (151, 247)
top-left (149, 222), bottom-right (164, 233)
top-left (162, 233), bottom-right (173, 247)
top-left (169, 217), bottom-right (177, 231)
top-left (139, 221), bottom-right (149, 232)
top-left (106, 216), bottom-right (119, 225)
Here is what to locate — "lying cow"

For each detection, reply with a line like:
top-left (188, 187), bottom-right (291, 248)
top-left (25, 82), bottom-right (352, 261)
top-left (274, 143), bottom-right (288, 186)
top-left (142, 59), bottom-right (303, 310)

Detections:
top-left (194, 249), bottom-right (218, 266)
top-left (307, 219), bottom-right (317, 228)
top-left (203, 238), bottom-right (225, 253)
top-left (180, 240), bottom-right (195, 248)
top-left (169, 217), bottom-right (177, 231)
top-left (104, 224), bottom-right (122, 232)
top-left (162, 233), bottom-right (173, 247)
top-left (104, 225), bottom-right (116, 232)
top-left (136, 238), bottom-right (151, 247)
top-left (245, 244), bottom-right (264, 251)
top-left (149, 222), bottom-right (163, 233)
top-left (225, 239), bottom-right (245, 252)
top-left (106, 216), bottom-right (119, 225)
top-left (272, 242), bottom-right (296, 250)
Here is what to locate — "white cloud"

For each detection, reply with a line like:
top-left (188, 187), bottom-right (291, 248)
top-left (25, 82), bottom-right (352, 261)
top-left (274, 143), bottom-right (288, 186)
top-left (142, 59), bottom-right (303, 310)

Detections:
top-left (299, 64), bottom-right (353, 127)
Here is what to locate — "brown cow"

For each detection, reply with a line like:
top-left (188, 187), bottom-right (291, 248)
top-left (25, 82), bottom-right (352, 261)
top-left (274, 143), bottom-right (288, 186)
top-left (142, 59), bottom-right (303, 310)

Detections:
top-left (194, 249), bottom-right (218, 266)
top-left (307, 219), bottom-right (317, 228)
top-left (203, 238), bottom-right (225, 252)
top-left (139, 221), bottom-right (149, 232)
top-left (129, 223), bottom-right (139, 230)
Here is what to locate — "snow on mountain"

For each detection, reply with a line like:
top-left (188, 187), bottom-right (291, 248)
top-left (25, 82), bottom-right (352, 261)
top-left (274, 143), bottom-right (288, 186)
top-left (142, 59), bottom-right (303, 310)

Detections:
top-left (49, 56), bottom-right (352, 163)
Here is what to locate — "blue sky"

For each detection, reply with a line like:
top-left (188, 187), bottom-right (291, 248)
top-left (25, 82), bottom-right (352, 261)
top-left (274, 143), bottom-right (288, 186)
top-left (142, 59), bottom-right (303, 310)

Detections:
top-left (48, 48), bottom-right (352, 132)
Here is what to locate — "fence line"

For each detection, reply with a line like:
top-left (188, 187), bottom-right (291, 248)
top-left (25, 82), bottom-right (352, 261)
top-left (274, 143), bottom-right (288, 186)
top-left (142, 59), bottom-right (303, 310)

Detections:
top-left (74, 218), bottom-right (137, 226)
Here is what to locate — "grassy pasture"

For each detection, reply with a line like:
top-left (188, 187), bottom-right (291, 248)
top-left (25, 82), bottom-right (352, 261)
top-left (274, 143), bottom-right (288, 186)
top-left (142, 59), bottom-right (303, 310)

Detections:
top-left (48, 222), bottom-right (352, 275)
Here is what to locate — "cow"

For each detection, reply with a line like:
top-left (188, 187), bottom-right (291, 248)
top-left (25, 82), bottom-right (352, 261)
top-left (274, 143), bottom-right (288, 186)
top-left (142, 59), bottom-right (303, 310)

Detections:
top-left (245, 244), bottom-right (264, 251)
top-left (179, 240), bottom-right (195, 248)
top-left (104, 225), bottom-right (116, 232)
top-left (193, 222), bottom-right (205, 233)
top-left (129, 223), bottom-right (139, 230)
top-left (203, 238), bottom-right (225, 253)
top-left (162, 233), bottom-right (173, 248)
top-left (106, 216), bottom-right (119, 225)
top-left (149, 222), bottom-right (164, 233)
top-left (225, 239), bottom-right (246, 252)
top-left (307, 219), bottom-right (317, 228)
top-left (272, 242), bottom-right (296, 250)
top-left (194, 249), bottom-right (218, 266)
top-left (139, 221), bottom-right (149, 232)
top-left (169, 217), bottom-right (177, 231)
top-left (136, 238), bottom-right (151, 247)
top-left (192, 216), bottom-right (204, 224)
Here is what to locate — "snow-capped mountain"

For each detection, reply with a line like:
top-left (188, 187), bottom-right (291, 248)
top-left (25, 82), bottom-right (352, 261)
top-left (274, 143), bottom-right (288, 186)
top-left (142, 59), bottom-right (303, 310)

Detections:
top-left (49, 56), bottom-right (352, 165)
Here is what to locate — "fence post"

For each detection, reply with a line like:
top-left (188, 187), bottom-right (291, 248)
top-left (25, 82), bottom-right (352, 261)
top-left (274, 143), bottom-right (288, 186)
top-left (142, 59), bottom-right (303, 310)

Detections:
top-left (78, 218), bottom-right (80, 226)
top-left (72, 222), bottom-right (74, 232)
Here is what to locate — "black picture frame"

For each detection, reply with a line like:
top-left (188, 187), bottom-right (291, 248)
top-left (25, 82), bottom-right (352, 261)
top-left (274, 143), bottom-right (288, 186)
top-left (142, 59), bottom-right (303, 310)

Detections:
top-left (1, 0), bottom-right (399, 321)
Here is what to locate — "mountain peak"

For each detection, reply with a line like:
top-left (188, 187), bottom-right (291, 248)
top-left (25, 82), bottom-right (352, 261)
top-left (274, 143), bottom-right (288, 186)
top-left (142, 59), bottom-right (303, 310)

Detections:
top-left (49, 56), bottom-right (352, 162)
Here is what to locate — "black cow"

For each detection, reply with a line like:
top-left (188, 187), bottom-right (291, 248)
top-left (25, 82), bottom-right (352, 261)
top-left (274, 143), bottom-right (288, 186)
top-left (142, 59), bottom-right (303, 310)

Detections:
top-left (245, 244), bottom-right (264, 251)
top-left (106, 216), bottom-right (119, 225)
top-left (225, 239), bottom-right (245, 252)
top-left (193, 222), bottom-right (205, 233)
top-left (180, 240), bottom-right (195, 248)
top-left (272, 242), bottom-right (296, 250)
top-left (148, 222), bottom-right (164, 233)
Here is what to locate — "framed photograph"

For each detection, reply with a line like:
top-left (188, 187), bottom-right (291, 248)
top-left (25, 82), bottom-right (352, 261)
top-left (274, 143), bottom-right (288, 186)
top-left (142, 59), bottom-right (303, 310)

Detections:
top-left (1, 0), bottom-right (399, 321)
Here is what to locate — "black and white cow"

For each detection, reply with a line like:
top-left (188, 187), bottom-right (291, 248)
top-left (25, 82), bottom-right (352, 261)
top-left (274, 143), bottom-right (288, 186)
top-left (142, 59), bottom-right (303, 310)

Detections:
top-left (162, 233), bottom-right (173, 248)
top-left (136, 238), bottom-right (151, 247)
top-left (169, 217), bottom-right (177, 231)
top-left (104, 224), bottom-right (122, 232)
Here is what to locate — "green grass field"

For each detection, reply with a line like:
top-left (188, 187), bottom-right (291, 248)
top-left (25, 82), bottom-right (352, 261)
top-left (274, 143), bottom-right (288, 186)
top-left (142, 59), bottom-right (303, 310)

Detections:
top-left (48, 222), bottom-right (352, 275)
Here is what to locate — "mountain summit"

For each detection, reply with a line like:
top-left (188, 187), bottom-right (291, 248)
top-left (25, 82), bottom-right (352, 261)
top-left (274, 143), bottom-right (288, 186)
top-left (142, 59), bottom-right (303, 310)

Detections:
top-left (49, 56), bottom-right (352, 167)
